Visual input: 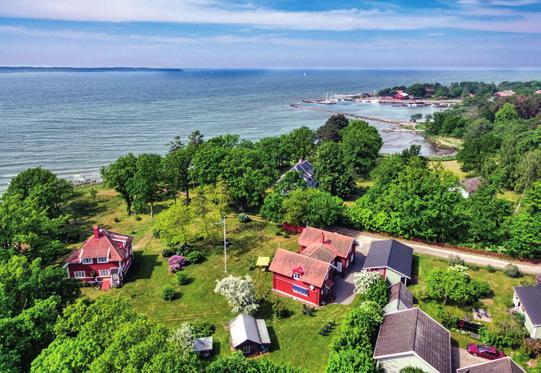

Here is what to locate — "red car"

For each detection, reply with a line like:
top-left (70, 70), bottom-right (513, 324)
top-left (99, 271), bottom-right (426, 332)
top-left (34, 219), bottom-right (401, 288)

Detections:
top-left (467, 343), bottom-right (506, 360)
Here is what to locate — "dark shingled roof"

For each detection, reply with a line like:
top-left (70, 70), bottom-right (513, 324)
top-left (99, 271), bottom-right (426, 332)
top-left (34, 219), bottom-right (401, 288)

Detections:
top-left (388, 282), bottom-right (414, 309)
top-left (374, 308), bottom-right (451, 373)
top-left (363, 240), bottom-right (413, 278)
top-left (513, 284), bottom-right (541, 325)
top-left (457, 357), bottom-right (525, 373)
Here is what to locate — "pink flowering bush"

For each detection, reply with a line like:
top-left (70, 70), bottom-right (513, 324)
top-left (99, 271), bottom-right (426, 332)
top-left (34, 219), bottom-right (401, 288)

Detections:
top-left (168, 255), bottom-right (187, 273)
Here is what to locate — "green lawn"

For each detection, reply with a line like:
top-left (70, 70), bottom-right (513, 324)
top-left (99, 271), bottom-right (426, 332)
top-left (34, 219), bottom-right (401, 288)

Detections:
top-left (74, 186), bottom-right (354, 372)
top-left (409, 254), bottom-right (538, 370)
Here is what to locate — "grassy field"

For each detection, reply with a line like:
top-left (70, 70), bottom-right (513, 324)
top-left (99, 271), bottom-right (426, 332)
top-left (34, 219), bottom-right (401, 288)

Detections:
top-left (409, 254), bottom-right (539, 370)
top-left (74, 185), bottom-right (355, 372)
top-left (432, 159), bottom-right (469, 179)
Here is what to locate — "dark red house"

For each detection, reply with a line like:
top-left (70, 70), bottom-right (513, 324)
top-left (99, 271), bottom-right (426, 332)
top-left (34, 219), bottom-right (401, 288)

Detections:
top-left (298, 227), bottom-right (356, 276)
top-left (64, 226), bottom-right (134, 289)
top-left (269, 248), bottom-right (334, 306)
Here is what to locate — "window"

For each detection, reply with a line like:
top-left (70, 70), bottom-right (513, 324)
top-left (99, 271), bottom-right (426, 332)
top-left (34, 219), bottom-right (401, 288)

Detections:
top-left (242, 345), bottom-right (251, 354)
top-left (97, 257), bottom-right (108, 263)
top-left (99, 269), bottom-right (111, 276)
top-left (74, 271), bottom-right (86, 278)
top-left (293, 272), bottom-right (301, 280)
top-left (82, 258), bottom-right (93, 264)
top-left (292, 285), bottom-right (309, 296)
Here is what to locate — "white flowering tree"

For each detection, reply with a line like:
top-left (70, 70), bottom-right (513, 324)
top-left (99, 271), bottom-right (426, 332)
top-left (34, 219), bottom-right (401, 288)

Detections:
top-left (168, 322), bottom-right (195, 356)
top-left (214, 275), bottom-right (259, 314)
top-left (353, 270), bottom-right (382, 294)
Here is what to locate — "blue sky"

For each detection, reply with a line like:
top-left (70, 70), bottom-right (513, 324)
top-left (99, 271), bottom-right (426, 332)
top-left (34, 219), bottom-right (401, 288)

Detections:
top-left (0, 0), bottom-right (540, 68)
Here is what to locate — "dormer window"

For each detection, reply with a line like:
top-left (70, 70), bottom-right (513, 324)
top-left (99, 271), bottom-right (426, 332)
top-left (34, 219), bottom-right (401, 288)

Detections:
top-left (97, 257), bottom-right (108, 263)
top-left (292, 265), bottom-right (304, 280)
top-left (82, 258), bottom-right (93, 264)
top-left (293, 272), bottom-right (301, 280)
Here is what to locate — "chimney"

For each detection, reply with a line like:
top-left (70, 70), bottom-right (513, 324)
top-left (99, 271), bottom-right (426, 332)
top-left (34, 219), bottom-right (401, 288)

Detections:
top-left (93, 225), bottom-right (100, 239)
top-left (320, 232), bottom-right (325, 244)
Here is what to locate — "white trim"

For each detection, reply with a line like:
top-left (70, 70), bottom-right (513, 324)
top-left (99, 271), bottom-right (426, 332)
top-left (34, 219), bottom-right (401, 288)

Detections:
top-left (74, 271), bottom-right (86, 279)
top-left (81, 258), bottom-right (93, 264)
top-left (97, 256), bottom-right (108, 263)
top-left (272, 288), bottom-right (318, 306)
top-left (456, 357), bottom-right (526, 373)
top-left (362, 265), bottom-right (411, 279)
top-left (242, 345), bottom-right (251, 354)
top-left (98, 269), bottom-right (111, 276)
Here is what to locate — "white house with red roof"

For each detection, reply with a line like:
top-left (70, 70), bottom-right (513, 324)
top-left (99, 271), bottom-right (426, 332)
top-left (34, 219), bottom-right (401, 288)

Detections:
top-left (298, 227), bottom-right (356, 275)
top-left (64, 226), bottom-right (134, 289)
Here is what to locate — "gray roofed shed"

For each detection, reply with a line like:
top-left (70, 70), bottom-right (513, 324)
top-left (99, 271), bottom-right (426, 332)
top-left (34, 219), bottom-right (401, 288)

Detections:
top-left (374, 307), bottom-right (451, 373)
top-left (457, 357), bottom-right (525, 373)
top-left (229, 314), bottom-right (270, 348)
top-left (363, 239), bottom-right (413, 278)
top-left (194, 337), bottom-right (213, 353)
top-left (388, 282), bottom-right (414, 308)
top-left (514, 284), bottom-right (541, 325)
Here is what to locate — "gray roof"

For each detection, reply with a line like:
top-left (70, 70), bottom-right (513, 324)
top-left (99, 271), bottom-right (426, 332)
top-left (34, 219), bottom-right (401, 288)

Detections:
top-left (229, 314), bottom-right (270, 348)
top-left (457, 357), bottom-right (525, 373)
top-left (513, 284), bottom-right (541, 325)
top-left (292, 160), bottom-right (317, 188)
top-left (363, 240), bottom-right (413, 278)
top-left (194, 337), bottom-right (213, 352)
top-left (388, 282), bottom-right (414, 309)
top-left (374, 308), bottom-right (451, 373)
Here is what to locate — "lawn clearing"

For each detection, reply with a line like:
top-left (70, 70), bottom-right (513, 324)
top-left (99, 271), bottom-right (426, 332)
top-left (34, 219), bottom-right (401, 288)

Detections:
top-left (74, 185), bottom-right (354, 372)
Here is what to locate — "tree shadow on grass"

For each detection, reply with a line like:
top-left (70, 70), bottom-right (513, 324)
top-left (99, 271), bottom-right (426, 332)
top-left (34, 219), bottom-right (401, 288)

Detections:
top-left (267, 326), bottom-right (280, 353)
top-left (126, 252), bottom-right (160, 281)
top-left (256, 298), bottom-right (274, 320)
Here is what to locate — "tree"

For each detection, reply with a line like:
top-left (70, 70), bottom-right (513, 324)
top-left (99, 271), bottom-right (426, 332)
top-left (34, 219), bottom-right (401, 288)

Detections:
top-left (425, 265), bottom-right (491, 305)
top-left (313, 142), bottom-right (355, 198)
top-left (168, 323), bottom-right (195, 357)
top-left (282, 188), bottom-right (344, 227)
top-left (128, 153), bottom-right (163, 217)
top-left (207, 352), bottom-right (300, 373)
top-left (260, 192), bottom-right (286, 223)
top-left (282, 126), bottom-right (316, 161)
top-left (163, 146), bottom-right (192, 203)
top-left (101, 153), bottom-right (137, 213)
top-left (4, 167), bottom-right (74, 218)
top-left (353, 270), bottom-right (381, 295)
top-left (410, 113), bottom-right (423, 122)
top-left (317, 114), bottom-right (349, 142)
top-left (214, 275), bottom-right (258, 314)
top-left (495, 102), bottom-right (519, 124)
top-left (340, 120), bottom-right (383, 175)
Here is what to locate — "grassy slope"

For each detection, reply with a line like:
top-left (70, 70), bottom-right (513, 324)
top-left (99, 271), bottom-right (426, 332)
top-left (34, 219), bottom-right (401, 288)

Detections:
top-left (76, 186), bottom-right (353, 372)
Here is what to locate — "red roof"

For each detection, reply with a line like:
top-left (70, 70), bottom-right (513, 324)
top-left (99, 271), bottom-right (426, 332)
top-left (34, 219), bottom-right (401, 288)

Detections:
top-left (66, 226), bottom-right (132, 264)
top-left (269, 248), bottom-right (331, 288)
top-left (298, 227), bottom-right (354, 259)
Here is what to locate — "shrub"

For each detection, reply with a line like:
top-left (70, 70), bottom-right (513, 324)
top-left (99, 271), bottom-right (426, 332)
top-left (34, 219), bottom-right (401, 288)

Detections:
top-left (237, 213), bottom-right (250, 223)
top-left (114, 216), bottom-right (121, 223)
top-left (362, 278), bottom-right (389, 308)
top-left (448, 255), bottom-right (465, 266)
top-left (523, 338), bottom-right (541, 357)
top-left (152, 228), bottom-right (160, 238)
top-left (190, 321), bottom-right (216, 338)
top-left (135, 215), bottom-right (142, 221)
top-left (401, 368), bottom-right (427, 373)
top-left (467, 263), bottom-right (480, 271)
top-left (176, 271), bottom-right (190, 285)
top-left (353, 270), bottom-right (381, 294)
top-left (272, 299), bottom-right (292, 319)
top-left (214, 275), bottom-right (259, 314)
top-left (186, 250), bottom-right (205, 264)
top-left (168, 255), bottom-right (187, 273)
top-left (504, 263), bottom-right (522, 278)
top-left (435, 307), bottom-right (460, 329)
top-left (162, 248), bottom-right (176, 258)
top-left (161, 286), bottom-right (178, 301)
top-left (486, 264), bottom-right (497, 273)
top-left (480, 320), bottom-right (527, 348)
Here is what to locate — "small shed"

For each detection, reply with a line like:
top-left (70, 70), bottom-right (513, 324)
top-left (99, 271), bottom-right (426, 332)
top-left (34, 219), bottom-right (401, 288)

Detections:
top-left (256, 256), bottom-right (270, 270)
top-left (229, 314), bottom-right (271, 356)
top-left (193, 337), bottom-right (213, 357)
top-left (362, 239), bottom-right (413, 285)
top-left (384, 282), bottom-right (413, 314)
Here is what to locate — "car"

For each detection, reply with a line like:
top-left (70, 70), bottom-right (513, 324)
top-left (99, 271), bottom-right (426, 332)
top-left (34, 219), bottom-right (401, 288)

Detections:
top-left (467, 343), bottom-right (506, 360)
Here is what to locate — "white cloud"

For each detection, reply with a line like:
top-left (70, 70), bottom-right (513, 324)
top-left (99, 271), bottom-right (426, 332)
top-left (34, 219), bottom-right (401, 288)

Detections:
top-left (0, 0), bottom-right (539, 33)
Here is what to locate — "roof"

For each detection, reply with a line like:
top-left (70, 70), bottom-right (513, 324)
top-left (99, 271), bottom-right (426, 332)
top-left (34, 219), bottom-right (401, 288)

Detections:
top-left (300, 243), bottom-right (337, 263)
top-left (388, 282), bottom-right (414, 310)
top-left (374, 308), bottom-right (451, 373)
top-left (514, 284), bottom-right (541, 325)
top-left (461, 177), bottom-right (482, 194)
top-left (229, 314), bottom-right (269, 348)
top-left (457, 357), bottom-right (525, 373)
top-left (363, 240), bottom-right (413, 278)
top-left (66, 226), bottom-right (133, 264)
top-left (194, 337), bottom-right (213, 352)
top-left (299, 227), bottom-right (355, 259)
top-left (292, 160), bottom-right (317, 187)
top-left (269, 248), bottom-right (331, 288)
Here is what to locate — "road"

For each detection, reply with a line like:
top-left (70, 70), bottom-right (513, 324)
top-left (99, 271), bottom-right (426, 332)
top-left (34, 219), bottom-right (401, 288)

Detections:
top-left (335, 228), bottom-right (541, 276)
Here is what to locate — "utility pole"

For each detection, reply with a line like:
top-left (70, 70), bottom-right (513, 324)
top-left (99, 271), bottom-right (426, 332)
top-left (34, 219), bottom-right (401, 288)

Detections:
top-left (223, 217), bottom-right (227, 273)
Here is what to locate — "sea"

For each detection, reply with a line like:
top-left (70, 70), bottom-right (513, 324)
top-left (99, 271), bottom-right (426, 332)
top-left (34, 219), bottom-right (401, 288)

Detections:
top-left (1, 68), bottom-right (540, 192)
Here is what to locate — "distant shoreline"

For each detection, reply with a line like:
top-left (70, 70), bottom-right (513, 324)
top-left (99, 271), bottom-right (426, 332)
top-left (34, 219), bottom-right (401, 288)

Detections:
top-left (0, 67), bottom-right (183, 73)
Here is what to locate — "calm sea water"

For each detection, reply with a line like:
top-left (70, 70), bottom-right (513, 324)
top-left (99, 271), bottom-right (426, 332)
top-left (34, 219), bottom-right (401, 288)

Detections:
top-left (1, 69), bottom-right (540, 192)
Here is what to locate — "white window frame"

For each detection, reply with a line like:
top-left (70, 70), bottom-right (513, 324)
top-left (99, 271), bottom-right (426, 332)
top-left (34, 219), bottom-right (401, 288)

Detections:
top-left (97, 257), bottom-right (108, 263)
top-left (242, 345), bottom-right (251, 354)
top-left (82, 258), bottom-right (93, 264)
top-left (292, 284), bottom-right (309, 296)
top-left (99, 269), bottom-right (111, 277)
top-left (293, 272), bottom-right (301, 280)
top-left (74, 271), bottom-right (86, 278)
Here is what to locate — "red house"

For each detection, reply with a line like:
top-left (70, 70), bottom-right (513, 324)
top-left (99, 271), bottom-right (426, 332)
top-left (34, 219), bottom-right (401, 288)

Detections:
top-left (269, 248), bottom-right (334, 306)
top-left (393, 90), bottom-right (410, 100)
top-left (298, 227), bottom-right (356, 276)
top-left (64, 226), bottom-right (134, 289)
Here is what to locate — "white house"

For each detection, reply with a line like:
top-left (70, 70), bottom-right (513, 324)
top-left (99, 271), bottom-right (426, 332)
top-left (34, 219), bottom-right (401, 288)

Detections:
top-left (513, 284), bottom-right (541, 339)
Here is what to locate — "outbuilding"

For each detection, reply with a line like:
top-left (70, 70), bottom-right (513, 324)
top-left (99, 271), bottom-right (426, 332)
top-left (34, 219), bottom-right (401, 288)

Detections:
top-left (362, 239), bottom-right (413, 285)
top-left (384, 282), bottom-right (413, 314)
top-left (229, 314), bottom-right (271, 356)
top-left (457, 357), bottom-right (525, 373)
top-left (513, 284), bottom-right (541, 339)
